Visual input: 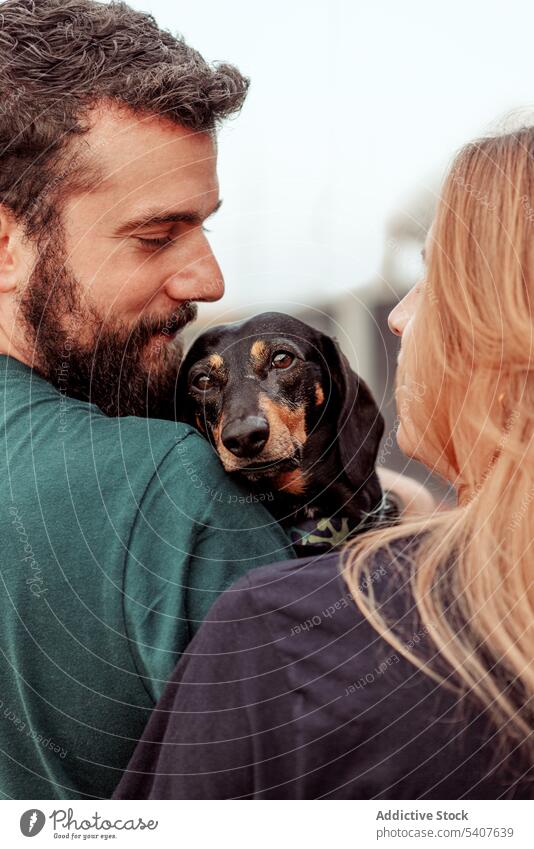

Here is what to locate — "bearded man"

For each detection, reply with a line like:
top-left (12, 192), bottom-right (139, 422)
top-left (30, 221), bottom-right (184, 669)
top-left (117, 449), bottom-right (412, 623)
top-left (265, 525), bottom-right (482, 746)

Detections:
top-left (0, 0), bottom-right (296, 800)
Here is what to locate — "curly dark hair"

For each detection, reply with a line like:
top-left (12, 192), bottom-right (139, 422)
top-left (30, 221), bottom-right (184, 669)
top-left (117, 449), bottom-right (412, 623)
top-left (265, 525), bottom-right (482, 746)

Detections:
top-left (0, 0), bottom-right (249, 237)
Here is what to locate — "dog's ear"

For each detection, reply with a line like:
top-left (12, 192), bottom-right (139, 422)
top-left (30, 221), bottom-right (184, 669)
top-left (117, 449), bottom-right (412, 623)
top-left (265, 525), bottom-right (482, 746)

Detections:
top-left (318, 334), bottom-right (384, 490)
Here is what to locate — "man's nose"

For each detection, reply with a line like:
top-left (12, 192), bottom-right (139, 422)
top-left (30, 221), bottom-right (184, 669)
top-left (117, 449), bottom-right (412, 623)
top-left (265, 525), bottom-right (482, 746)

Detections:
top-left (164, 240), bottom-right (225, 303)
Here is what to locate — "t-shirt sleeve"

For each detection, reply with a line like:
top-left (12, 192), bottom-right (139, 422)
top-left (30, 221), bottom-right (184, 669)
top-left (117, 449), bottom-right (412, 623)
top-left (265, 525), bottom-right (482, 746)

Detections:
top-left (113, 573), bottom-right (291, 800)
top-left (122, 430), bottom-right (294, 702)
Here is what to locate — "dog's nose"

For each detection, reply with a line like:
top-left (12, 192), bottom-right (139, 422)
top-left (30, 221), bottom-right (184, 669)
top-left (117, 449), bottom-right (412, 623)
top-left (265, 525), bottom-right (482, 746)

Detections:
top-left (221, 416), bottom-right (269, 458)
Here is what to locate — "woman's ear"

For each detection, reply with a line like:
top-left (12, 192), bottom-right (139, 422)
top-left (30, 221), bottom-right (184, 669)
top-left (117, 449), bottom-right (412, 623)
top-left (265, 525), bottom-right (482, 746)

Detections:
top-left (319, 334), bottom-right (385, 491)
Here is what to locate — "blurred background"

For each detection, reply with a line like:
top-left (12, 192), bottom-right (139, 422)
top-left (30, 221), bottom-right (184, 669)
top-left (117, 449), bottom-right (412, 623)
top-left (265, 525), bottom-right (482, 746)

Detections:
top-left (135, 0), bottom-right (534, 504)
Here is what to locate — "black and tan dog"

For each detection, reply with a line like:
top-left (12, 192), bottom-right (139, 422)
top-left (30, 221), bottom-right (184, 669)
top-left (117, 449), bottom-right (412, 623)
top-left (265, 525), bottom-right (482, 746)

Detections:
top-left (176, 312), bottom-right (398, 553)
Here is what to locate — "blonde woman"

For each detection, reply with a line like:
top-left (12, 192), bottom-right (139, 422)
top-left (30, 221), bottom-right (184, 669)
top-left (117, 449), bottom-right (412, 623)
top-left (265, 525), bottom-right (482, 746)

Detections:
top-left (114, 128), bottom-right (534, 800)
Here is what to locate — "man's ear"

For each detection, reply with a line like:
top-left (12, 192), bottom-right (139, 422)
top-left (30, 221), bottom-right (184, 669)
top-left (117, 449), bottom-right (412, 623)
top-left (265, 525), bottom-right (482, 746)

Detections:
top-left (318, 333), bottom-right (385, 492)
top-left (0, 206), bottom-right (30, 292)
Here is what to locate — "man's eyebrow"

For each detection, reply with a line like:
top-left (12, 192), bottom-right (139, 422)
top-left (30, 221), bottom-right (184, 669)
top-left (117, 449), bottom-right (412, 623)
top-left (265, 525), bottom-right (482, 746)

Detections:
top-left (115, 199), bottom-right (222, 234)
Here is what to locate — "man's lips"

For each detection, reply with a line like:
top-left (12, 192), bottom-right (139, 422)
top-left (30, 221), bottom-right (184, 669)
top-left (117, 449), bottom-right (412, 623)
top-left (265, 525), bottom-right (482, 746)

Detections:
top-left (152, 306), bottom-right (197, 340)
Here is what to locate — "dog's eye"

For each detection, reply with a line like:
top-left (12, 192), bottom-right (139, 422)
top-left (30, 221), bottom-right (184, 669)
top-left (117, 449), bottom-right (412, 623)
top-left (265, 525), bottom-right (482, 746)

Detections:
top-left (191, 373), bottom-right (215, 391)
top-left (271, 351), bottom-right (295, 369)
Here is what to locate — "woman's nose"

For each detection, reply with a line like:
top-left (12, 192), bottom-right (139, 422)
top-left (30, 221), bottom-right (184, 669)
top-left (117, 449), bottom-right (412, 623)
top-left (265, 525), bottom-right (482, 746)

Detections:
top-left (388, 299), bottom-right (406, 336)
top-left (388, 284), bottom-right (418, 336)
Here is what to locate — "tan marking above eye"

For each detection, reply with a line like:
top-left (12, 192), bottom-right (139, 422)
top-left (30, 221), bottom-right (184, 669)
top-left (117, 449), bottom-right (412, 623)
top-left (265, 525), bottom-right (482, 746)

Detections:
top-left (250, 340), bottom-right (268, 366)
top-left (208, 353), bottom-right (224, 369)
top-left (315, 383), bottom-right (325, 406)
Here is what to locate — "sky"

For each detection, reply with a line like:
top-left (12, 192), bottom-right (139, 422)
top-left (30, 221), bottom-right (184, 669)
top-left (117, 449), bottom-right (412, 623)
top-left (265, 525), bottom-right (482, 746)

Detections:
top-left (130, 0), bottom-right (534, 315)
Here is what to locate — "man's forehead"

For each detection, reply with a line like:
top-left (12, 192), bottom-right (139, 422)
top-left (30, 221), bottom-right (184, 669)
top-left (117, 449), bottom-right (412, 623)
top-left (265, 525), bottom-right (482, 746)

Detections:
top-left (78, 103), bottom-right (217, 192)
top-left (64, 102), bottom-right (219, 227)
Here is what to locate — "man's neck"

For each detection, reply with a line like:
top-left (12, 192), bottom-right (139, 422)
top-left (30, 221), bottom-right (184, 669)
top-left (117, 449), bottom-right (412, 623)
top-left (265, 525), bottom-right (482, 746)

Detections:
top-left (0, 325), bottom-right (32, 368)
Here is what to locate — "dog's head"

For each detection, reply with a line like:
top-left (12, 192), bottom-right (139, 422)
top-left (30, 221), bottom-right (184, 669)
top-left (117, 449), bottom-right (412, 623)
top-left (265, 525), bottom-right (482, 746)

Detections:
top-left (176, 312), bottom-right (384, 498)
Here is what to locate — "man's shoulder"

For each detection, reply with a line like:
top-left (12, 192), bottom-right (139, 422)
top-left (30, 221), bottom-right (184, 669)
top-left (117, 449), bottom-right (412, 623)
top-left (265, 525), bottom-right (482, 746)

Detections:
top-left (139, 420), bottom-right (294, 536)
top-left (92, 415), bottom-right (252, 514)
top-left (2, 356), bottom-right (203, 466)
top-left (95, 413), bottom-right (200, 459)
top-left (58, 395), bottom-right (216, 471)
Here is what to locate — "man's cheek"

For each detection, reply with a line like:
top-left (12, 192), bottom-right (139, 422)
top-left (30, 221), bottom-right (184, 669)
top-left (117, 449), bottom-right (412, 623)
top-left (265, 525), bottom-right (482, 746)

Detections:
top-left (81, 247), bottom-right (142, 301)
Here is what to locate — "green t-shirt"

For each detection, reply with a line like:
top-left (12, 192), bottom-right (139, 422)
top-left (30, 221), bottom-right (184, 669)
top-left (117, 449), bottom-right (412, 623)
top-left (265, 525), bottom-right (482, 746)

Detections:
top-left (0, 355), bottom-right (294, 799)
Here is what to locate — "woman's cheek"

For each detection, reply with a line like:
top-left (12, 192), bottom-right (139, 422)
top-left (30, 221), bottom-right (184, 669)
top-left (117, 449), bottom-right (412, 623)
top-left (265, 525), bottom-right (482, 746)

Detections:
top-left (395, 383), bottom-right (418, 458)
top-left (395, 320), bottom-right (424, 460)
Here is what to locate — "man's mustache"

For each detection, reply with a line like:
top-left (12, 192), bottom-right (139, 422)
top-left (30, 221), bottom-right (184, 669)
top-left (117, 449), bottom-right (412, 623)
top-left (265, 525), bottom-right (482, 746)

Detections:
top-left (152, 302), bottom-right (198, 336)
top-left (123, 301), bottom-right (198, 349)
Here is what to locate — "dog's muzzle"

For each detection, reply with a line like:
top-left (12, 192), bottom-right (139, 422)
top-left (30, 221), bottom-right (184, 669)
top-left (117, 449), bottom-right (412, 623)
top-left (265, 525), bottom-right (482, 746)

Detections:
top-left (221, 415), bottom-right (270, 459)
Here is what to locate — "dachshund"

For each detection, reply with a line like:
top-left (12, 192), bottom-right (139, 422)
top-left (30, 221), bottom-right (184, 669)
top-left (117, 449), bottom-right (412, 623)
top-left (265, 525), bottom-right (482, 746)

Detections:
top-left (175, 312), bottom-right (398, 554)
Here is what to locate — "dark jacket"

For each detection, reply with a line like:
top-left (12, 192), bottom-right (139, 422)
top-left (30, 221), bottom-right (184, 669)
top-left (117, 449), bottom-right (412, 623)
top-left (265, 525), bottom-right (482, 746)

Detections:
top-left (113, 541), bottom-right (534, 799)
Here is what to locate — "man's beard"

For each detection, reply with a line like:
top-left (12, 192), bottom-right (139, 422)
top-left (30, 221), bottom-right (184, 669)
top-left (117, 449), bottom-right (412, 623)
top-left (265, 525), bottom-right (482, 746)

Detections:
top-left (17, 236), bottom-right (197, 418)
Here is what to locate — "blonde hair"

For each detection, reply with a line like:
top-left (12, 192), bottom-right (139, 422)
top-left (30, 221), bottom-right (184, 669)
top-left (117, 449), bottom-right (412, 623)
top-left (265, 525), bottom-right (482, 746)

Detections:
top-left (344, 128), bottom-right (534, 761)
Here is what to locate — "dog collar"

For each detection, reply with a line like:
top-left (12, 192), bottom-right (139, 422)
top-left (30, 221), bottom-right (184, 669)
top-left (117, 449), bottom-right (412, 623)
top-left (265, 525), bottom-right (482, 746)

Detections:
top-left (286, 492), bottom-right (400, 553)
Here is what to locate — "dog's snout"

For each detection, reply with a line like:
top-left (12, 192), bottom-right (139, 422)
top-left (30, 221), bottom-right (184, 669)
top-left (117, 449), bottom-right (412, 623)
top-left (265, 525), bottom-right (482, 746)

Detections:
top-left (221, 416), bottom-right (269, 458)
